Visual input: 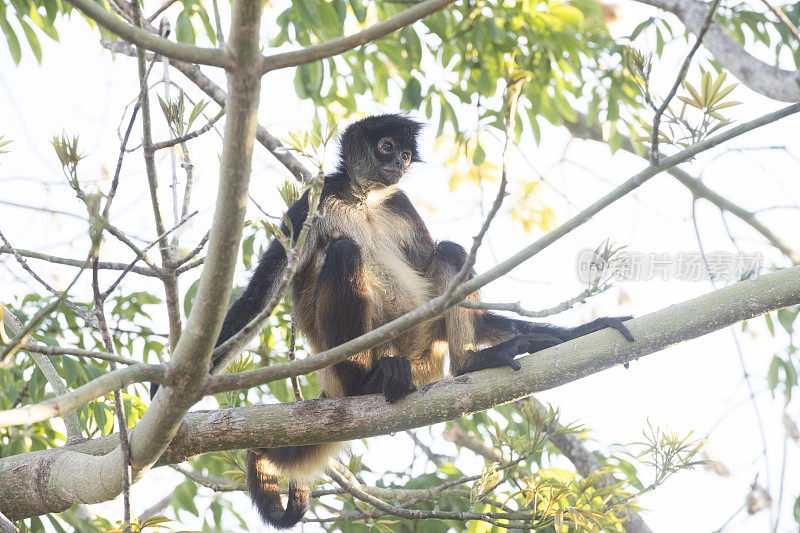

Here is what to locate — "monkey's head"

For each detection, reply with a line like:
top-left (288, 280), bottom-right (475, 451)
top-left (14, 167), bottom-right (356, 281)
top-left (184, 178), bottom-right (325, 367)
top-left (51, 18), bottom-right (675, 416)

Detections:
top-left (338, 114), bottom-right (423, 189)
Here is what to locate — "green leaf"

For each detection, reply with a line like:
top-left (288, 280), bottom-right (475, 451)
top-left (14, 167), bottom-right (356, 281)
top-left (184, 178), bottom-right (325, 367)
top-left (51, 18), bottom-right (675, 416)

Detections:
top-left (176, 10), bottom-right (195, 44)
top-left (92, 402), bottom-right (108, 434)
top-left (349, 0), bottom-right (366, 23)
top-left (0, 17), bottom-right (21, 64)
top-left (793, 494), bottom-right (800, 523)
top-left (765, 313), bottom-right (775, 336)
top-left (400, 77), bottom-right (423, 110)
top-left (767, 355), bottom-right (782, 391)
top-left (294, 60), bottom-right (324, 100)
top-left (18, 18), bottom-right (41, 63)
top-left (195, 5), bottom-right (217, 45)
top-left (472, 143), bottom-right (485, 165)
top-left (28, 2), bottom-right (58, 41)
top-left (777, 307), bottom-right (798, 335)
top-left (183, 278), bottom-right (200, 318)
top-left (187, 100), bottom-right (209, 130)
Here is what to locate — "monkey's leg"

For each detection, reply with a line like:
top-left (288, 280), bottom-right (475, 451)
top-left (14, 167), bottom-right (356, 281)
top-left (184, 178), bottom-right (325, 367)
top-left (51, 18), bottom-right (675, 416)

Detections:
top-left (433, 240), bottom-right (633, 376)
top-left (314, 237), bottom-right (415, 401)
top-left (360, 355), bottom-right (417, 403)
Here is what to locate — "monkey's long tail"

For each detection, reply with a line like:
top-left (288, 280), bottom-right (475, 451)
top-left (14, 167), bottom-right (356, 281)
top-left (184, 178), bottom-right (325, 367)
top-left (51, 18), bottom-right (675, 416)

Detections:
top-left (247, 442), bottom-right (341, 530)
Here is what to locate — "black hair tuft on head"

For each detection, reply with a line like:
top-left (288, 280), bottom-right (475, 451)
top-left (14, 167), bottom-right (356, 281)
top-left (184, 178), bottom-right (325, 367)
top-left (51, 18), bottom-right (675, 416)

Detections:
top-left (339, 113), bottom-right (424, 164)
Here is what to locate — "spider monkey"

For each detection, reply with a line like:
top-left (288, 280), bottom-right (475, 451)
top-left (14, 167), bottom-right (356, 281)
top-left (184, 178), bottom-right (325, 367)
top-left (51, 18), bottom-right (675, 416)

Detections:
top-left (206, 114), bottom-right (633, 529)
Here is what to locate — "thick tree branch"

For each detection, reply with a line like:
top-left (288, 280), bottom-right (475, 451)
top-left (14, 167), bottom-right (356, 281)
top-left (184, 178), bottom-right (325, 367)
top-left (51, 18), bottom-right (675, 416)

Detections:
top-left (63, 0), bottom-right (228, 67)
top-left (260, 0), bottom-right (455, 73)
top-left (2, 263), bottom-right (799, 519)
top-left (0, 511), bottom-right (16, 533)
top-left (636, 0), bottom-right (800, 101)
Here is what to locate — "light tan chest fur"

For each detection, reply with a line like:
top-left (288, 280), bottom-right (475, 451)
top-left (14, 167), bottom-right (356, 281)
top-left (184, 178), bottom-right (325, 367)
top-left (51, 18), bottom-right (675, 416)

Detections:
top-left (310, 188), bottom-right (432, 320)
top-left (293, 188), bottom-right (443, 394)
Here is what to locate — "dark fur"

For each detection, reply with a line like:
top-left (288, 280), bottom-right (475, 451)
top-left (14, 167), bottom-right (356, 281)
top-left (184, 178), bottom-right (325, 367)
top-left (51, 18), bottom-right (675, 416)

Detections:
top-left (204, 114), bottom-right (633, 529)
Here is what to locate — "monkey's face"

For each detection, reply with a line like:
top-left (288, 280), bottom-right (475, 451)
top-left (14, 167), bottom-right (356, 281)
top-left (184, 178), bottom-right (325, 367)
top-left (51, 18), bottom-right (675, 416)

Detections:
top-left (374, 136), bottom-right (413, 185)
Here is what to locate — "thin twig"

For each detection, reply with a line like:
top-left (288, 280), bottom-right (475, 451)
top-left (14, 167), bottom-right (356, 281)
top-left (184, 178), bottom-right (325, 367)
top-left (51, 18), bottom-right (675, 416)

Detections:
top-left (132, 0), bottom-right (182, 351)
top-left (0, 257), bottom-right (90, 366)
top-left (0, 199), bottom-right (86, 220)
top-left (101, 211), bottom-right (198, 299)
top-left (62, 0), bottom-right (227, 66)
top-left (327, 463), bottom-right (533, 528)
top-left (103, 104), bottom-right (140, 220)
top-left (173, 231), bottom-right (209, 268)
top-left (171, 464), bottom-right (240, 491)
top-left (447, 77), bottom-right (522, 290)
top-left (287, 322), bottom-right (304, 401)
top-left (102, 221), bottom-right (162, 274)
top-left (759, 0), bottom-right (800, 42)
top-left (261, 0), bottom-right (455, 73)
top-left (0, 229), bottom-right (94, 325)
top-left (690, 204), bottom-right (772, 494)
top-left (459, 287), bottom-right (599, 318)
top-left (149, 109), bottom-right (225, 152)
top-left (145, 0), bottom-right (180, 22)
top-left (210, 0), bottom-right (224, 45)
top-left (22, 344), bottom-right (139, 365)
top-left (650, 0), bottom-right (723, 162)
top-left (1, 305), bottom-right (85, 443)
top-left (92, 258), bottom-right (132, 533)
top-left (0, 247), bottom-right (156, 276)
top-left (771, 434), bottom-right (788, 532)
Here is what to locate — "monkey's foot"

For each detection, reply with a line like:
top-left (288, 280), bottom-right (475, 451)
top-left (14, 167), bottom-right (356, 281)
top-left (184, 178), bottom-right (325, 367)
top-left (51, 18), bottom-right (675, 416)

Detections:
top-left (571, 316), bottom-right (635, 342)
top-left (376, 356), bottom-right (417, 403)
top-left (478, 333), bottom-right (564, 372)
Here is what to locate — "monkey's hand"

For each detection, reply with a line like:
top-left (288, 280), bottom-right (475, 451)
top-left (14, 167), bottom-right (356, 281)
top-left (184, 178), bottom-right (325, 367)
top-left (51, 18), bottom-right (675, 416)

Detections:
top-left (375, 356), bottom-right (417, 403)
top-left (568, 316), bottom-right (634, 342)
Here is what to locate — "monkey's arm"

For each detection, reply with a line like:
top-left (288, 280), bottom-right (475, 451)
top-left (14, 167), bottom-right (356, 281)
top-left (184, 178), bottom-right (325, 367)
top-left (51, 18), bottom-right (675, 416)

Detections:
top-left (150, 192), bottom-right (311, 399)
top-left (209, 191), bottom-right (311, 374)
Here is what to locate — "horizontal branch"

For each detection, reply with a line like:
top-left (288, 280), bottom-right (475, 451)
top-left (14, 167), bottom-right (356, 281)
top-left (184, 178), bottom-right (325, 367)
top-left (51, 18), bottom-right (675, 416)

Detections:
top-left (637, 0), bottom-right (800, 101)
top-left (460, 287), bottom-right (596, 318)
top-left (0, 247), bottom-right (156, 276)
top-left (261, 0), bottom-right (454, 73)
top-left (149, 109), bottom-right (225, 152)
top-left (23, 344), bottom-right (139, 366)
top-left (2, 264), bottom-right (799, 519)
top-left (0, 364), bottom-right (164, 428)
top-left (64, 0), bottom-right (228, 67)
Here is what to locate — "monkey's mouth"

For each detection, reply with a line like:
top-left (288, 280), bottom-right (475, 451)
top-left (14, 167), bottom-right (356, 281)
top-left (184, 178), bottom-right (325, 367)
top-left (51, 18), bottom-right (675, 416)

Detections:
top-left (380, 166), bottom-right (403, 183)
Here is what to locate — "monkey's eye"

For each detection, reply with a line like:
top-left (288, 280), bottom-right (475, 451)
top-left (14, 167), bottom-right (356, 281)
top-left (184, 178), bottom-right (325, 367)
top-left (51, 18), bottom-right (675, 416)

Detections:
top-left (378, 137), bottom-right (394, 154)
top-left (401, 151), bottom-right (412, 162)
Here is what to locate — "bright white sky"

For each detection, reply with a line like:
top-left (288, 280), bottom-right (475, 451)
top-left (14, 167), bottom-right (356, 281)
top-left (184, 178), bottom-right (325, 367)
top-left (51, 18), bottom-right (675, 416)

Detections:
top-left (1, 0), bottom-right (800, 531)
